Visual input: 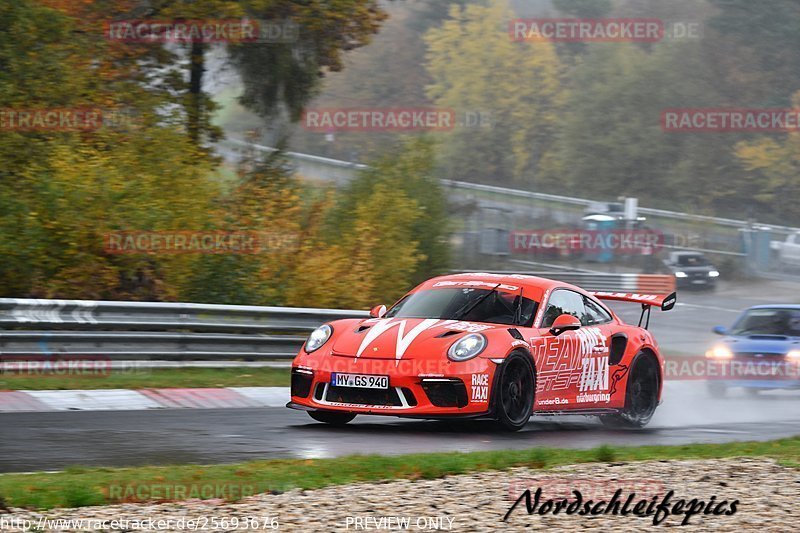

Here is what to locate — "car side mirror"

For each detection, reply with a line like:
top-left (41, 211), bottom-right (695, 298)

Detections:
top-left (712, 325), bottom-right (727, 335)
top-left (369, 305), bottom-right (387, 319)
top-left (549, 314), bottom-right (582, 336)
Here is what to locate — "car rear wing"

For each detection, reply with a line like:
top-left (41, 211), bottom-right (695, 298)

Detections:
top-left (590, 291), bottom-right (677, 329)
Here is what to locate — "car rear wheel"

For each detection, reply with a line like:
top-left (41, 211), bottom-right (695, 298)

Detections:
top-left (493, 352), bottom-right (535, 432)
top-left (600, 352), bottom-right (660, 428)
top-left (308, 411), bottom-right (357, 426)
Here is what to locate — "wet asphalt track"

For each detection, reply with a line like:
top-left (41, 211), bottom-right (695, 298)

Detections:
top-left (1, 280), bottom-right (798, 473)
top-left (1, 382), bottom-right (798, 473)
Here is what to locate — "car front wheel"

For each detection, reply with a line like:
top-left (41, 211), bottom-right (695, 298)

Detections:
top-left (493, 352), bottom-right (535, 432)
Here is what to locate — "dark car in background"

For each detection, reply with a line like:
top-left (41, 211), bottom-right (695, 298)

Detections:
top-left (705, 305), bottom-right (800, 396)
top-left (664, 251), bottom-right (719, 290)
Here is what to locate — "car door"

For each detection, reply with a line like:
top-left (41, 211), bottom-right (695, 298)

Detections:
top-left (533, 289), bottom-right (613, 411)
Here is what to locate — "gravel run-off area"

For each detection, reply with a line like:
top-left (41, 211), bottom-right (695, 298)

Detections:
top-left (1, 458), bottom-right (797, 531)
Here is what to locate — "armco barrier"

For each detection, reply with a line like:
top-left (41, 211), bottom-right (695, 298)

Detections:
top-left (0, 273), bottom-right (673, 360)
top-left (0, 299), bottom-right (367, 360)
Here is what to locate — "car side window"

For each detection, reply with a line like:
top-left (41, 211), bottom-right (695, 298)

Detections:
top-left (583, 297), bottom-right (613, 326)
top-left (540, 290), bottom-right (586, 328)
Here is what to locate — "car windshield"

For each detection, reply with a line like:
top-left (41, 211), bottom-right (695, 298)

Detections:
top-left (676, 254), bottom-right (710, 266)
top-left (729, 308), bottom-right (800, 336)
top-left (385, 288), bottom-right (538, 326)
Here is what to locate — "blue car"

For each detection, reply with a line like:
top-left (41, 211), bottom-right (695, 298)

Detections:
top-left (706, 305), bottom-right (800, 396)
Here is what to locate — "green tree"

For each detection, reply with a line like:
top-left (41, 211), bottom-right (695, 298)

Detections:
top-left (734, 92), bottom-right (800, 224)
top-left (556, 41), bottom-right (753, 215)
top-left (327, 137), bottom-right (450, 285)
top-left (285, 181), bottom-right (423, 309)
top-left (0, 0), bottom-right (217, 299)
top-left (424, 0), bottom-right (565, 189)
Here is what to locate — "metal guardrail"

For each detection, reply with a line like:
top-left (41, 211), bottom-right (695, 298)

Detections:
top-left (219, 138), bottom-right (800, 235)
top-left (442, 179), bottom-right (800, 234)
top-left (0, 299), bottom-right (367, 360)
top-left (0, 273), bottom-right (670, 360)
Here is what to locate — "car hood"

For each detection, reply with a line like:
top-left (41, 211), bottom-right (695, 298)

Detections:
top-left (723, 335), bottom-right (800, 355)
top-left (673, 265), bottom-right (714, 273)
top-left (331, 317), bottom-right (499, 360)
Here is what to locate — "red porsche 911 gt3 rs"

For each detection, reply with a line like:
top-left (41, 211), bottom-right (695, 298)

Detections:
top-left (287, 273), bottom-right (675, 431)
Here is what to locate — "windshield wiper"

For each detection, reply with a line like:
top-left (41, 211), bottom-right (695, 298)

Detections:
top-left (452, 283), bottom-right (501, 321)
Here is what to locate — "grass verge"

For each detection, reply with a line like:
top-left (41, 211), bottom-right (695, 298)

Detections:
top-left (0, 436), bottom-right (797, 510)
top-left (0, 367), bottom-right (290, 390)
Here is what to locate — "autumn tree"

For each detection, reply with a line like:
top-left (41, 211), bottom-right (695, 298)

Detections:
top-left (0, 0), bottom-right (217, 299)
top-left (424, 0), bottom-right (565, 190)
top-left (734, 92), bottom-right (800, 225)
top-left (285, 138), bottom-right (448, 308)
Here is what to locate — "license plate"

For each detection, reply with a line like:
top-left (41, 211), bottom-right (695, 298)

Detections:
top-left (691, 280), bottom-right (707, 284)
top-left (331, 373), bottom-right (389, 389)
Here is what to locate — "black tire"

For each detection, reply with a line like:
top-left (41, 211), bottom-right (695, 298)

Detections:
top-left (600, 352), bottom-right (660, 429)
top-left (707, 381), bottom-right (727, 398)
top-left (308, 411), bottom-right (356, 426)
top-left (493, 352), bottom-right (535, 432)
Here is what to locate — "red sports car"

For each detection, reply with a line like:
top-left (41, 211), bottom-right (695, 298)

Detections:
top-left (287, 273), bottom-right (675, 431)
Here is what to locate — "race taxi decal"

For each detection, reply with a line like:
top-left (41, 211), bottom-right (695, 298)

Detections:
top-left (531, 327), bottom-right (612, 403)
top-left (609, 364), bottom-right (630, 396)
top-left (575, 353), bottom-right (610, 403)
top-left (579, 353), bottom-right (608, 393)
top-left (470, 373), bottom-right (489, 402)
top-left (577, 358), bottom-right (630, 404)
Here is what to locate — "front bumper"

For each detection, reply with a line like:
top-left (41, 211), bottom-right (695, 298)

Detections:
top-left (289, 354), bottom-right (498, 416)
top-left (676, 276), bottom-right (716, 289)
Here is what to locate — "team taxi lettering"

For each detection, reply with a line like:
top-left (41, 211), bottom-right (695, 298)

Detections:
top-left (531, 327), bottom-right (610, 394)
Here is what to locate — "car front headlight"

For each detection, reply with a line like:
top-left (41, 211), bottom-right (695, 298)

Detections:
top-left (708, 270), bottom-right (720, 277)
top-left (787, 350), bottom-right (800, 360)
top-left (675, 271), bottom-right (688, 278)
top-left (448, 333), bottom-right (487, 362)
top-left (305, 324), bottom-right (332, 353)
top-left (705, 344), bottom-right (733, 359)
